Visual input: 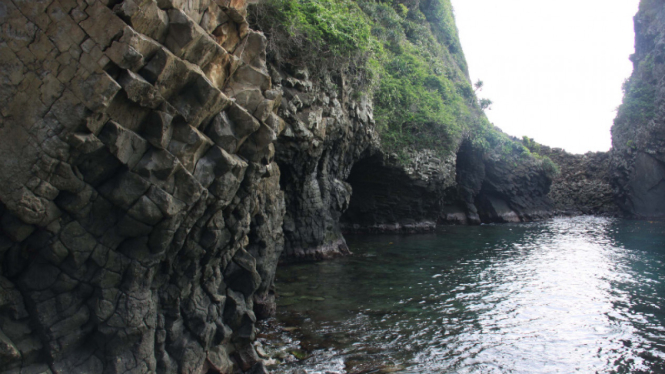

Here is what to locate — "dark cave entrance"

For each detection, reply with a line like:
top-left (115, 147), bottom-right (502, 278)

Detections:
top-left (340, 154), bottom-right (440, 232)
top-left (340, 154), bottom-right (390, 229)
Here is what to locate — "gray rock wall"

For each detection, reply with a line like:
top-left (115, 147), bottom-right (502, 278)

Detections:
top-left (271, 67), bottom-right (379, 260)
top-left (440, 140), bottom-right (554, 225)
top-left (0, 0), bottom-right (283, 372)
top-left (341, 150), bottom-right (456, 233)
top-left (540, 147), bottom-right (620, 216)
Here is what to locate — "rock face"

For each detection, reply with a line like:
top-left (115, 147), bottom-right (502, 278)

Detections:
top-left (611, 0), bottom-right (665, 219)
top-left (0, 0), bottom-right (568, 372)
top-left (341, 150), bottom-right (456, 233)
top-left (341, 139), bottom-right (555, 230)
top-left (440, 140), bottom-right (554, 225)
top-left (540, 147), bottom-right (620, 216)
top-left (0, 0), bottom-right (285, 373)
top-left (271, 67), bottom-right (379, 260)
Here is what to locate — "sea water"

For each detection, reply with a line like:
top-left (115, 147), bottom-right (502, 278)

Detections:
top-left (261, 217), bottom-right (665, 373)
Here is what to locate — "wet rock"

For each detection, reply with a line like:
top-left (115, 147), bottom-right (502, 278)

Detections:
top-left (233, 344), bottom-right (260, 372)
top-left (0, 329), bottom-right (20, 365)
top-left (249, 361), bottom-right (270, 374)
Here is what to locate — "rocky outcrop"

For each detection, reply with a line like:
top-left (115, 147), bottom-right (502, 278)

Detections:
top-left (441, 140), bottom-right (554, 225)
top-left (0, 0), bottom-right (571, 372)
top-left (611, 0), bottom-right (665, 219)
top-left (341, 150), bottom-right (455, 233)
top-left (0, 0), bottom-right (284, 373)
top-left (271, 67), bottom-right (379, 260)
top-left (269, 73), bottom-right (556, 242)
top-left (540, 147), bottom-right (620, 216)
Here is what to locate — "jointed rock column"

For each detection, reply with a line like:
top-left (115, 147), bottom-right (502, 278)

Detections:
top-left (0, 0), bottom-right (284, 372)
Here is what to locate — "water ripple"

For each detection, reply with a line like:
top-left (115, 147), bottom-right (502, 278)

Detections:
top-left (264, 217), bottom-right (665, 373)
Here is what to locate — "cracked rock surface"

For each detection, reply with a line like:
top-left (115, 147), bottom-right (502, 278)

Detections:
top-left (0, 0), bottom-right (284, 372)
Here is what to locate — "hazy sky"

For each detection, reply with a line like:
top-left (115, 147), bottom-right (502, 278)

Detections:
top-left (450, 0), bottom-right (640, 154)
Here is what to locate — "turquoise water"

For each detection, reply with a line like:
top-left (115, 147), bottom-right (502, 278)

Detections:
top-left (261, 217), bottom-right (665, 373)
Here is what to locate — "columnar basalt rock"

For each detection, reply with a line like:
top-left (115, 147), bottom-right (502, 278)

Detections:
top-left (0, 0), bottom-right (284, 372)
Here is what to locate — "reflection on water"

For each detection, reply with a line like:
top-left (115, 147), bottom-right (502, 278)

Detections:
top-left (262, 217), bottom-right (665, 373)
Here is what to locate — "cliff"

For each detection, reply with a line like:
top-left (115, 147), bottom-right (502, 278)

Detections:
top-left (611, 0), bottom-right (665, 219)
top-left (0, 0), bottom-right (559, 373)
top-left (0, 0), bottom-right (284, 372)
top-left (251, 0), bottom-right (558, 245)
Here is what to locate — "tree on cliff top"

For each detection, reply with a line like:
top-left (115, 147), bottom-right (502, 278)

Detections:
top-left (474, 79), bottom-right (484, 92)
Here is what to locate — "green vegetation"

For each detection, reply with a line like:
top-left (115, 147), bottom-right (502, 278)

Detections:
top-left (248, 0), bottom-right (374, 73)
top-left (249, 0), bottom-right (552, 173)
top-left (521, 136), bottom-right (560, 178)
top-left (249, 0), bottom-right (477, 155)
top-left (613, 54), bottom-right (657, 145)
top-left (478, 98), bottom-right (492, 111)
top-left (539, 156), bottom-right (560, 179)
top-left (522, 136), bottom-right (541, 154)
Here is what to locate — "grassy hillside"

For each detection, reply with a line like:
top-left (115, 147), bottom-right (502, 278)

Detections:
top-left (249, 0), bottom-right (558, 174)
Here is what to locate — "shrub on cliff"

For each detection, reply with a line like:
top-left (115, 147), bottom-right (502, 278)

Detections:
top-left (248, 0), bottom-right (374, 73)
top-left (357, 0), bottom-right (477, 156)
top-left (540, 156), bottom-right (560, 179)
top-left (613, 55), bottom-right (657, 146)
top-left (522, 136), bottom-right (541, 154)
top-left (250, 0), bottom-right (541, 167)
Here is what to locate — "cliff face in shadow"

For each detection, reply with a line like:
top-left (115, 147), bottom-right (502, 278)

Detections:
top-left (438, 139), bottom-right (554, 225)
top-left (611, 0), bottom-right (665, 219)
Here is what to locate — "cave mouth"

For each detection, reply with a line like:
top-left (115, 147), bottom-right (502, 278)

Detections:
top-left (340, 154), bottom-right (439, 233)
top-left (340, 154), bottom-right (387, 229)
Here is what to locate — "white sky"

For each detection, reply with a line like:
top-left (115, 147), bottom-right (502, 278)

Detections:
top-left (450, 0), bottom-right (640, 154)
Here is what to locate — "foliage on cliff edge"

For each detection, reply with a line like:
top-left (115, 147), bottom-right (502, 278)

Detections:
top-left (612, 0), bottom-right (662, 151)
top-left (249, 0), bottom-right (556, 174)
